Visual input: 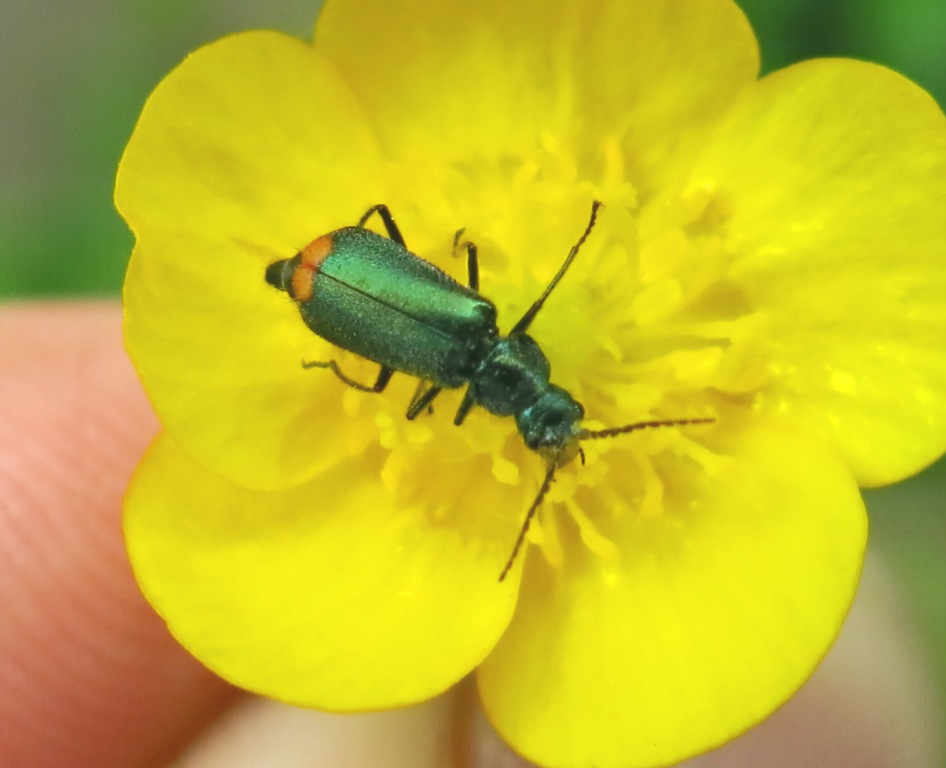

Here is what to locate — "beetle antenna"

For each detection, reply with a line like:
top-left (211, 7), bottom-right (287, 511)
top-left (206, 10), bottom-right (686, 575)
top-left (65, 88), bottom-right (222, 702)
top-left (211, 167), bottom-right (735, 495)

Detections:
top-left (510, 201), bottom-right (603, 335)
top-left (499, 463), bottom-right (557, 582)
top-left (498, 418), bottom-right (712, 582)
top-left (579, 417), bottom-right (715, 441)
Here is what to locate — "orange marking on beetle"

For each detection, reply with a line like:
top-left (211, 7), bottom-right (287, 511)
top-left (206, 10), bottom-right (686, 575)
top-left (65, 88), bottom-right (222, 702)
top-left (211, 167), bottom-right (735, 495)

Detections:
top-left (292, 234), bottom-right (335, 302)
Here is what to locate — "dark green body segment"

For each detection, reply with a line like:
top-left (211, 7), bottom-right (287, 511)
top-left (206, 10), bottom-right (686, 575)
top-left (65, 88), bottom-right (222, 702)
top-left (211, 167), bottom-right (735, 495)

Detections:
top-left (300, 227), bottom-right (499, 387)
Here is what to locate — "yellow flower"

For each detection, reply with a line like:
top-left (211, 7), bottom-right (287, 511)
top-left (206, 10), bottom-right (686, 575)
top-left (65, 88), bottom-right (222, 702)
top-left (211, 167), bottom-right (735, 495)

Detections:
top-left (117, 0), bottom-right (946, 766)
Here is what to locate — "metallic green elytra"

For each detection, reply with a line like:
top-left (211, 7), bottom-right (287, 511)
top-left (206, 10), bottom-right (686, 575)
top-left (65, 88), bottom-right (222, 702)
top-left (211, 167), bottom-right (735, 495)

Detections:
top-left (266, 203), bottom-right (712, 580)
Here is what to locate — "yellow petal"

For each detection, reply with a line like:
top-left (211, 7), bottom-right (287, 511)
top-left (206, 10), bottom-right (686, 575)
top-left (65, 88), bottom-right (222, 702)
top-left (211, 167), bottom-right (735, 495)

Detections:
top-left (118, 31), bottom-right (392, 488)
top-left (477, 417), bottom-right (866, 768)
top-left (125, 433), bottom-right (519, 710)
top-left (680, 59), bottom-right (946, 485)
top-left (117, 31), bottom-right (383, 244)
top-left (316, 0), bottom-right (758, 193)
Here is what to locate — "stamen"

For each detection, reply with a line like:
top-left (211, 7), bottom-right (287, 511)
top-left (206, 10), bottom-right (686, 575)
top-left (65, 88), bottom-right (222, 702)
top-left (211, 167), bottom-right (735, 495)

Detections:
top-left (566, 499), bottom-right (619, 561)
top-left (630, 452), bottom-right (664, 519)
top-left (536, 507), bottom-right (565, 570)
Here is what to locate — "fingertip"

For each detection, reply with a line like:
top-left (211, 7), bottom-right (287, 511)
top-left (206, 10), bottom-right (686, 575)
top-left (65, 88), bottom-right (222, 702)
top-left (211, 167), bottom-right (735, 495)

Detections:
top-left (171, 695), bottom-right (456, 768)
top-left (0, 302), bottom-right (238, 768)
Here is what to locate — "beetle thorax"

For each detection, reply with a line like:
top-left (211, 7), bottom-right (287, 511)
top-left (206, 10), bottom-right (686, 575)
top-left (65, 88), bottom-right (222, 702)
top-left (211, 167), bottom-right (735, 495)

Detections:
top-left (467, 334), bottom-right (552, 418)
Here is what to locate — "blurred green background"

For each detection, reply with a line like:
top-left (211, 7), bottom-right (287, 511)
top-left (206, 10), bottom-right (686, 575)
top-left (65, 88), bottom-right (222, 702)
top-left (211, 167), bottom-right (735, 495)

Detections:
top-left (1, 0), bottom-right (943, 749)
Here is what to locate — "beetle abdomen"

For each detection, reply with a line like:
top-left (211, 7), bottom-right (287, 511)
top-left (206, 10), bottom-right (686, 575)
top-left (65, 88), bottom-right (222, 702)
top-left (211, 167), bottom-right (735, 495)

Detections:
top-left (293, 228), bottom-right (498, 387)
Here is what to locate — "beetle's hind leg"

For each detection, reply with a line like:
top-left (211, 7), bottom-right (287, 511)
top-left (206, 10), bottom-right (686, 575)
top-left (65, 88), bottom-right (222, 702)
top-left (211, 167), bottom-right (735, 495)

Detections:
top-left (302, 359), bottom-right (394, 393)
top-left (357, 204), bottom-right (406, 248)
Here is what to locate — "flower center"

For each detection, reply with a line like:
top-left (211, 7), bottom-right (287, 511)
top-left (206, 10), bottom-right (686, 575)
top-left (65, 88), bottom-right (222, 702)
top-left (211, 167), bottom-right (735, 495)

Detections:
top-left (331, 143), bottom-right (766, 573)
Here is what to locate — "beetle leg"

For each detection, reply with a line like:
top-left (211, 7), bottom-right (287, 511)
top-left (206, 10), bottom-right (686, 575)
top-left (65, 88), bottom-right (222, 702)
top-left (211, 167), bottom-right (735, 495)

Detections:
top-left (452, 229), bottom-right (480, 291)
top-left (302, 359), bottom-right (394, 393)
top-left (356, 204), bottom-right (406, 248)
top-left (406, 383), bottom-right (443, 420)
top-left (407, 379), bottom-right (436, 416)
top-left (453, 389), bottom-right (476, 425)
